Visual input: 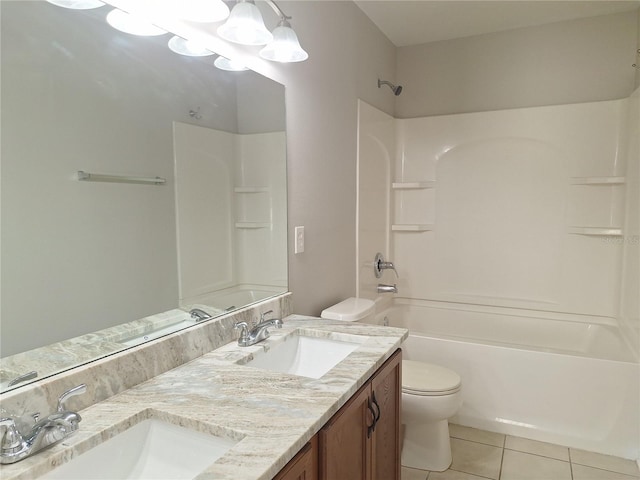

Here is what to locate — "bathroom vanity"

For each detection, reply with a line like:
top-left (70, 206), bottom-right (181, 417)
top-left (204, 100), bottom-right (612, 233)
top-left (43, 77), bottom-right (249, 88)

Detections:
top-left (0, 314), bottom-right (407, 480)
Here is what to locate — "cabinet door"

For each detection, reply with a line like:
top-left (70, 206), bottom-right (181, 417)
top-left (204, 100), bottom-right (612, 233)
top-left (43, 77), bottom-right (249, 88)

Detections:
top-left (274, 436), bottom-right (318, 480)
top-left (319, 385), bottom-right (372, 480)
top-left (371, 349), bottom-right (402, 480)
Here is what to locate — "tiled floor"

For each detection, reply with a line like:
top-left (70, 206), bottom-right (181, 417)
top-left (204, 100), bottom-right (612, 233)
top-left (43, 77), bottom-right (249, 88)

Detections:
top-left (402, 424), bottom-right (640, 480)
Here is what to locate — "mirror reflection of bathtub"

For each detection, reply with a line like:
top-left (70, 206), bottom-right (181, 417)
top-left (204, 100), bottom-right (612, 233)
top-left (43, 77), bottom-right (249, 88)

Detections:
top-left (373, 299), bottom-right (639, 460)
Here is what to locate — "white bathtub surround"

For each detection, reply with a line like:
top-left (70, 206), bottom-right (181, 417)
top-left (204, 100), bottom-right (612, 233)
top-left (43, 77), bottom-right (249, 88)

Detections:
top-left (0, 317), bottom-right (407, 480)
top-left (174, 122), bottom-right (288, 307)
top-left (357, 89), bottom-right (640, 462)
top-left (378, 300), bottom-right (640, 460)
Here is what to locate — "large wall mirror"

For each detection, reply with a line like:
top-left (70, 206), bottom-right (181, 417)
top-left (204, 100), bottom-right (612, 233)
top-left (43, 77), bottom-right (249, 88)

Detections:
top-left (0, 1), bottom-right (288, 392)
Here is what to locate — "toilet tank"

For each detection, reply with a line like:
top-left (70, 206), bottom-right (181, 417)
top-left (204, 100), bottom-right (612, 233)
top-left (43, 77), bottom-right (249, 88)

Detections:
top-left (320, 297), bottom-right (376, 323)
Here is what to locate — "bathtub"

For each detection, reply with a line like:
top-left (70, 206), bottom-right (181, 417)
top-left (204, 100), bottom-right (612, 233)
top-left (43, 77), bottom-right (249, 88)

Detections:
top-left (184, 285), bottom-right (284, 312)
top-left (375, 299), bottom-right (640, 460)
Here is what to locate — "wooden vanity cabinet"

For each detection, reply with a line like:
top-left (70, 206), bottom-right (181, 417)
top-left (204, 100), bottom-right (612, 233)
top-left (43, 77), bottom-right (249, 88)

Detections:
top-left (318, 349), bottom-right (402, 480)
top-left (274, 436), bottom-right (318, 480)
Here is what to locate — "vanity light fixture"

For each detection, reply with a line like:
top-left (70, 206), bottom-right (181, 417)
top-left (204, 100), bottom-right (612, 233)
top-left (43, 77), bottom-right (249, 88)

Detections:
top-left (106, 9), bottom-right (168, 37)
top-left (45, 0), bottom-right (105, 9)
top-left (217, 0), bottom-right (273, 46)
top-left (214, 56), bottom-right (250, 71)
top-left (168, 36), bottom-right (214, 57)
top-left (219, 0), bottom-right (308, 63)
top-left (259, 18), bottom-right (308, 63)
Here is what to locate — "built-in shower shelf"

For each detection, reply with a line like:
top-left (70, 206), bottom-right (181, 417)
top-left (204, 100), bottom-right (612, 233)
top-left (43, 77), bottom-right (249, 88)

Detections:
top-left (234, 186), bottom-right (269, 193)
top-left (392, 224), bottom-right (434, 232)
top-left (392, 181), bottom-right (436, 189)
top-left (235, 222), bottom-right (271, 229)
top-left (568, 227), bottom-right (623, 237)
top-left (569, 177), bottom-right (626, 185)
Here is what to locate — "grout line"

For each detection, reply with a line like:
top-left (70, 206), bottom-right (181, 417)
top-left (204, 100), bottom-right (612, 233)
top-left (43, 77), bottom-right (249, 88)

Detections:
top-left (569, 463), bottom-right (640, 479)
top-left (503, 446), bottom-right (570, 463)
top-left (498, 444), bottom-right (505, 480)
top-left (448, 467), bottom-right (496, 480)
top-left (569, 456), bottom-right (574, 480)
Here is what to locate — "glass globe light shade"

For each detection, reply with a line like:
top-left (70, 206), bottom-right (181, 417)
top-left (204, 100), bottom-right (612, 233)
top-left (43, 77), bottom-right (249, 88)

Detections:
top-left (214, 56), bottom-right (249, 72)
top-left (168, 36), bottom-right (214, 56)
top-left (217, 1), bottom-right (273, 46)
top-left (106, 9), bottom-right (167, 36)
top-left (259, 21), bottom-right (308, 63)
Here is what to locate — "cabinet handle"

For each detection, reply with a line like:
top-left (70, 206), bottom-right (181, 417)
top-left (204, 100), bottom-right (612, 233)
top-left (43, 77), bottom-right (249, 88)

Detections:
top-left (367, 397), bottom-right (376, 438)
top-left (372, 391), bottom-right (381, 425)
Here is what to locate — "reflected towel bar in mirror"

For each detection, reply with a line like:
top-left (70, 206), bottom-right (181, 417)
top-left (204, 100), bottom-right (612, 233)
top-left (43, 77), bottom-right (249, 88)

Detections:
top-left (77, 171), bottom-right (166, 185)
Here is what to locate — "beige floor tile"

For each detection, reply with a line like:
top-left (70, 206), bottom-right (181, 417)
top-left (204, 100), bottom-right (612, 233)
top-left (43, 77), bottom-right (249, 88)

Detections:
top-left (449, 424), bottom-right (505, 447)
top-left (500, 450), bottom-right (571, 480)
top-left (430, 469), bottom-right (492, 480)
top-left (402, 466), bottom-right (429, 480)
top-left (572, 464), bottom-right (640, 480)
top-left (450, 438), bottom-right (503, 480)
top-left (504, 436), bottom-right (569, 461)
top-left (570, 449), bottom-right (640, 477)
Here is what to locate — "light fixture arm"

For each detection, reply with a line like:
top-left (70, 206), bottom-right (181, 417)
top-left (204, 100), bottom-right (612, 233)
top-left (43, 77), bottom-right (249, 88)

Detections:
top-left (263, 0), bottom-right (291, 22)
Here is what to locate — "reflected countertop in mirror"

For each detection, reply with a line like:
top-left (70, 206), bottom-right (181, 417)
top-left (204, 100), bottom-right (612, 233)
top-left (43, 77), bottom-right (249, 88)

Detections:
top-left (0, 1), bottom-right (288, 392)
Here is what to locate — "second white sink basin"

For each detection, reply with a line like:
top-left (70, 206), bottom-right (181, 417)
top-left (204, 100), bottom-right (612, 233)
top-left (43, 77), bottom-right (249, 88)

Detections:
top-left (42, 418), bottom-right (238, 479)
top-left (243, 332), bottom-right (363, 379)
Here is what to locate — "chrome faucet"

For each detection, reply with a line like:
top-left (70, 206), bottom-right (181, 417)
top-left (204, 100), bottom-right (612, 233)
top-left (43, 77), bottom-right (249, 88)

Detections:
top-left (189, 308), bottom-right (212, 322)
top-left (0, 384), bottom-right (86, 464)
top-left (234, 310), bottom-right (283, 347)
top-left (374, 252), bottom-right (398, 278)
top-left (377, 283), bottom-right (398, 294)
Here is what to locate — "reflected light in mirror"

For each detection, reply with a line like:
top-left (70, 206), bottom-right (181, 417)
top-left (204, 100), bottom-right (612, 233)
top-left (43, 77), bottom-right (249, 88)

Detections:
top-left (46, 0), bottom-right (105, 9)
top-left (214, 56), bottom-right (250, 71)
top-left (168, 36), bottom-right (214, 57)
top-left (106, 8), bottom-right (168, 36)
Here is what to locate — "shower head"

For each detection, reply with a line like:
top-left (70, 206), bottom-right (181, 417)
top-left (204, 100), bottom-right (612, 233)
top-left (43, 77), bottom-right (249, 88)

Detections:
top-left (378, 79), bottom-right (403, 96)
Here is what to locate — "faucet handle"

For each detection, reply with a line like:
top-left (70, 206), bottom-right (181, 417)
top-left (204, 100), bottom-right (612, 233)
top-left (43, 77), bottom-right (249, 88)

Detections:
top-left (260, 310), bottom-right (274, 322)
top-left (234, 321), bottom-right (249, 340)
top-left (0, 418), bottom-right (23, 452)
top-left (57, 384), bottom-right (87, 412)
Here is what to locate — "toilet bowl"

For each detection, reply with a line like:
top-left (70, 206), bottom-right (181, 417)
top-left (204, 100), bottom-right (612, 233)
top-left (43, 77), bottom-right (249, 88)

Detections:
top-left (321, 298), bottom-right (463, 472)
top-left (402, 360), bottom-right (462, 471)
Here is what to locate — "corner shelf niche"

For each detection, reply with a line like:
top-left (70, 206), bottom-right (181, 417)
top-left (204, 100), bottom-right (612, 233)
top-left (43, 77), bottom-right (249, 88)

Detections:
top-left (391, 224), bottom-right (434, 232)
top-left (567, 177), bottom-right (626, 237)
top-left (392, 181), bottom-right (436, 189)
top-left (567, 227), bottom-right (623, 237)
top-left (392, 180), bottom-right (436, 233)
top-left (569, 177), bottom-right (625, 186)
top-left (235, 222), bottom-right (271, 229)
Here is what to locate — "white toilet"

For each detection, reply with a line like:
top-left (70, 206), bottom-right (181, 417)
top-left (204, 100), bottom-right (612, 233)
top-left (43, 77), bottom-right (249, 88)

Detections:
top-left (401, 360), bottom-right (462, 471)
top-left (321, 298), bottom-right (463, 472)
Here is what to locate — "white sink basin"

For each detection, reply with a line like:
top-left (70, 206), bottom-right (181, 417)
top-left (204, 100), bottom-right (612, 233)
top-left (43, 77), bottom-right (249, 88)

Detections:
top-left (42, 419), bottom-right (238, 479)
top-left (243, 333), bottom-right (363, 379)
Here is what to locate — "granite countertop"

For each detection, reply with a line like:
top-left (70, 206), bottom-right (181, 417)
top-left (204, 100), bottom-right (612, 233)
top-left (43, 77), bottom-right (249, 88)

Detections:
top-left (1, 316), bottom-right (407, 480)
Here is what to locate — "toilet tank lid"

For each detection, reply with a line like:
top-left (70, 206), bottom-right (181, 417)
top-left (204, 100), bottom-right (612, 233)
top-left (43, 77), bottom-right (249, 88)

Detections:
top-left (320, 297), bottom-right (375, 321)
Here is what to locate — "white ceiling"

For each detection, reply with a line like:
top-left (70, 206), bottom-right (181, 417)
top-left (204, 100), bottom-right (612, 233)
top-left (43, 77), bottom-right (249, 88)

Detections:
top-left (354, 0), bottom-right (640, 47)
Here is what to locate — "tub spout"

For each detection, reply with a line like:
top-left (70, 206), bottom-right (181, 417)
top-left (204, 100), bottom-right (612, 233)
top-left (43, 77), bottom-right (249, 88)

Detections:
top-left (377, 284), bottom-right (398, 294)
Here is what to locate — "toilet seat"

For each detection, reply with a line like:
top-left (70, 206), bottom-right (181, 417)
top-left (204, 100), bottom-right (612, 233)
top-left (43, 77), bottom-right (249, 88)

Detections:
top-left (402, 360), bottom-right (461, 397)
